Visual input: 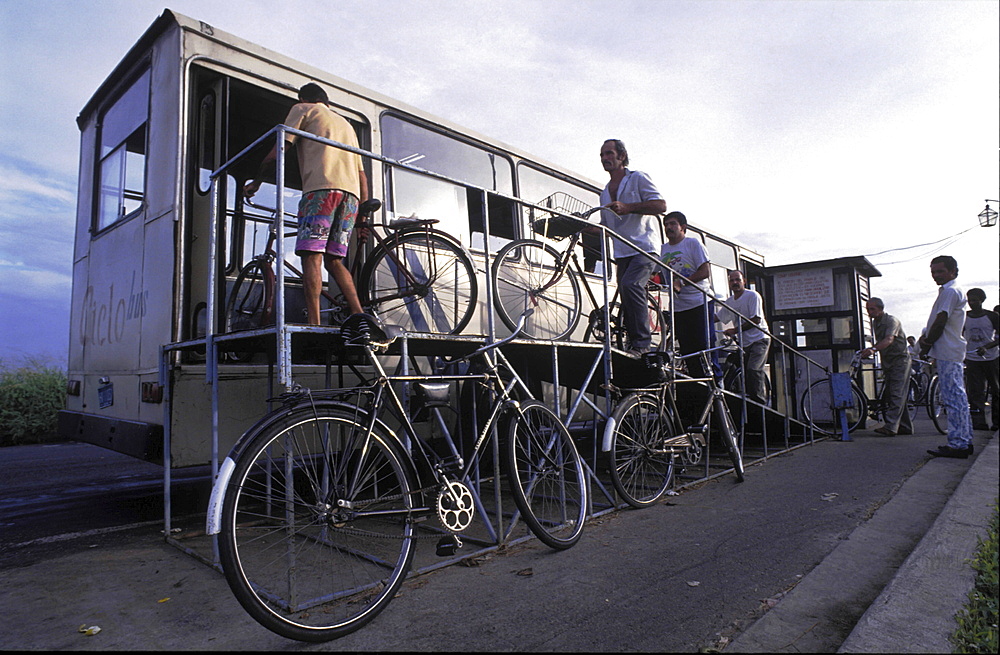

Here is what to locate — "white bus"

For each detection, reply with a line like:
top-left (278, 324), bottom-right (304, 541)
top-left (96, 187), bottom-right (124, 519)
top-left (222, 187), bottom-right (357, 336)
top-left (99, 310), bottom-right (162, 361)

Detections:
top-left (59, 10), bottom-right (766, 467)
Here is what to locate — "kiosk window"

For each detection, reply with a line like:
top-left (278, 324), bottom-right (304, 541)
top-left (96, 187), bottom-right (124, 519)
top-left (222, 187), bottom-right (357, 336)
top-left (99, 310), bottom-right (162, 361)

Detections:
top-left (96, 69), bottom-right (150, 231)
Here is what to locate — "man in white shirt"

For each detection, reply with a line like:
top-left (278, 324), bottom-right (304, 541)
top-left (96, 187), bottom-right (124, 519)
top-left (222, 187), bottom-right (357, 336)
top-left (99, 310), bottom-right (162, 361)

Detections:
top-left (918, 255), bottom-right (973, 458)
top-left (598, 139), bottom-right (666, 355)
top-left (660, 211), bottom-right (712, 378)
top-left (722, 270), bottom-right (770, 404)
top-left (964, 288), bottom-right (999, 431)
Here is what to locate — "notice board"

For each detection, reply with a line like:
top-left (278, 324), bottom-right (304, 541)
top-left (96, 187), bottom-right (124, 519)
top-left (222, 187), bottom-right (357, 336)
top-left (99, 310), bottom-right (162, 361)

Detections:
top-left (773, 267), bottom-right (835, 310)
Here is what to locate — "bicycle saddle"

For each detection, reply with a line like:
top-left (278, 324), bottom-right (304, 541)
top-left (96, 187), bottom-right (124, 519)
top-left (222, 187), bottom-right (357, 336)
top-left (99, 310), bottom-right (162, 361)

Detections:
top-left (340, 312), bottom-right (403, 347)
top-left (358, 198), bottom-right (382, 217)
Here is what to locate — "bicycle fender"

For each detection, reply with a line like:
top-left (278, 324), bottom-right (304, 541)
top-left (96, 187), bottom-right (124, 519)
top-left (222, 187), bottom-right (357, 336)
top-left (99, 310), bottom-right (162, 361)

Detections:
top-left (600, 416), bottom-right (618, 453)
top-left (206, 455), bottom-right (237, 535)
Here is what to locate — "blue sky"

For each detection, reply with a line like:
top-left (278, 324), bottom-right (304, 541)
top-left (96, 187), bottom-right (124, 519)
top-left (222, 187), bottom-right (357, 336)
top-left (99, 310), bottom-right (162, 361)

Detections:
top-left (1, 0), bottom-right (997, 366)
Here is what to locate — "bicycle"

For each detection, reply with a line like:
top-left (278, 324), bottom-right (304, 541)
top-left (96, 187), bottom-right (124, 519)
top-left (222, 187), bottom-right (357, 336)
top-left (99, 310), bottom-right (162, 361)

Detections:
top-left (490, 195), bottom-right (667, 347)
top-left (799, 350), bottom-right (918, 435)
top-left (718, 335), bottom-right (772, 406)
top-left (226, 197), bottom-right (478, 338)
top-left (603, 346), bottom-right (745, 509)
top-left (207, 309), bottom-right (588, 641)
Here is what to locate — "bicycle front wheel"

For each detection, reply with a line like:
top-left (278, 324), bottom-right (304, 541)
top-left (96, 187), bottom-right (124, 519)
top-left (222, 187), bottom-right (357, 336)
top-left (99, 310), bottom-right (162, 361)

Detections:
top-left (218, 402), bottom-right (416, 642)
top-left (606, 392), bottom-right (675, 507)
top-left (359, 230), bottom-right (477, 335)
top-left (928, 376), bottom-right (947, 434)
top-left (506, 400), bottom-right (587, 549)
top-left (714, 395), bottom-right (745, 482)
top-left (492, 239), bottom-right (582, 340)
top-left (800, 378), bottom-right (867, 435)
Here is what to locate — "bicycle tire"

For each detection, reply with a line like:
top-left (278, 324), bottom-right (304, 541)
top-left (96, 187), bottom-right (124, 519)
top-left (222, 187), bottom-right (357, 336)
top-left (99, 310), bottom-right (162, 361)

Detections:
top-left (359, 229), bottom-right (477, 335)
top-left (800, 378), bottom-right (867, 435)
top-left (506, 400), bottom-right (587, 549)
top-left (226, 259), bottom-right (274, 332)
top-left (491, 239), bottom-right (582, 340)
top-left (722, 364), bottom-right (773, 406)
top-left (714, 394), bottom-right (745, 481)
top-left (606, 392), bottom-right (675, 508)
top-left (611, 291), bottom-right (669, 351)
top-left (928, 376), bottom-right (947, 435)
top-left (218, 401), bottom-right (417, 642)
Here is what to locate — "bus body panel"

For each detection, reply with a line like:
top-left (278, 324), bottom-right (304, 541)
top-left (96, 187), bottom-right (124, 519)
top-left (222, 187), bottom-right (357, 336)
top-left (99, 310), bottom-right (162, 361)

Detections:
top-left (61, 10), bottom-right (766, 466)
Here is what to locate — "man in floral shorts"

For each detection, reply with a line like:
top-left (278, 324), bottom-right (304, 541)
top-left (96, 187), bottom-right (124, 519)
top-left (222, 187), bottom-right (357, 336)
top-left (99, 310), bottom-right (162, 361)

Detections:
top-left (245, 82), bottom-right (368, 324)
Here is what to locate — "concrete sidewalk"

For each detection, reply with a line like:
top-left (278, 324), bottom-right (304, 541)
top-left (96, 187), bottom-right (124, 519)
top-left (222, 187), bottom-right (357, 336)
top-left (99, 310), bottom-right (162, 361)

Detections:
top-left (727, 431), bottom-right (998, 653)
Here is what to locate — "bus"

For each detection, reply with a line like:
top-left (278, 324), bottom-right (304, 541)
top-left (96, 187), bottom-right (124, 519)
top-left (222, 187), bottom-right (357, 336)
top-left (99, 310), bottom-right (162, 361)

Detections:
top-left (59, 9), bottom-right (766, 467)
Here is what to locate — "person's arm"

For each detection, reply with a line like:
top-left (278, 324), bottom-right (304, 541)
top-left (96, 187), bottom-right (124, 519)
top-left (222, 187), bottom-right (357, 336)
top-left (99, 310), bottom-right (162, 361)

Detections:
top-left (608, 198), bottom-right (666, 216)
top-left (243, 144), bottom-right (278, 198)
top-left (673, 260), bottom-right (711, 293)
top-left (976, 311), bottom-right (1000, 355)
top-left (357, 168), bottom-right (369, 203)
top-left (918, 311), bottom-right (948, 356)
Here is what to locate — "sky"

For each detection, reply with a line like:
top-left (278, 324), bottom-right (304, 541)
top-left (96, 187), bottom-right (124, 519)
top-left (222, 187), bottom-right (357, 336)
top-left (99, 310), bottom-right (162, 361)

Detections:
top-left (1, 0), bottom-right (997, 366)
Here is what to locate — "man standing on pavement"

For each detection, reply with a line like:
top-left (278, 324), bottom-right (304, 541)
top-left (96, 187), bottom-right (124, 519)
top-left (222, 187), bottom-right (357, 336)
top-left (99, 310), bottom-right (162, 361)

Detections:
top-left (598, 139), bottom-right (666, 355)
top-left (660, 211), bottom-right (712, 378)
top-left (861, 297), bottom-right (913, 436)
top-left (721, 269), bottom-right (770, 404)
top-left (963, 288), bottom-right (999, 431)
top-left (244, 82), bottom-right (369, 325)
top-left (919, 255), bottom-right (974, 458)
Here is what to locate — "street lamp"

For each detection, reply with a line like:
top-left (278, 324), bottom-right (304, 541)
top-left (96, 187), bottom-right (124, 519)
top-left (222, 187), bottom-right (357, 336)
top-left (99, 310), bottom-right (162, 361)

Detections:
top-left (978, 200), bottom-right (998, 228)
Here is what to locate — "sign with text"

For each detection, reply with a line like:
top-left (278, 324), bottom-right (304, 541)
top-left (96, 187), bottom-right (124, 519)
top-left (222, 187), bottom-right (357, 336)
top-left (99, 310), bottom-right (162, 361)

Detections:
top-left (774, 268), bottom-right (835, 310)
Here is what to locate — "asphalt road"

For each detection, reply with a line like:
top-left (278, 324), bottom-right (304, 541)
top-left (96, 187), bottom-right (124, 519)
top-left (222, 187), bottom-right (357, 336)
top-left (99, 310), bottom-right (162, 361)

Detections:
top-left (0, 419), bottom-right (992, 651)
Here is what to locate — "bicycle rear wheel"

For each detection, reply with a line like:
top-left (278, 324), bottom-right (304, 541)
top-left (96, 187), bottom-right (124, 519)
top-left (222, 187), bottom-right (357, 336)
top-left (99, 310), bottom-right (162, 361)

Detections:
top-left (359, 230), bottom-right (477, 335)
top-left (714, 394), bottom-right (745, 482)
top-left (606, 392), bottom-right (675, 508)
top-left (492, 239), bottom-right (582, 340)
top-left (506, 400), bottom-right (587, 549)
top-left (218, 401), bottom-right (416, 642)
top-left (226, 259), bottom-right (274, 332)
top-left (800, 378), bottom-right (867, 435)
top-left (928, 376), bottom-right (947, 434)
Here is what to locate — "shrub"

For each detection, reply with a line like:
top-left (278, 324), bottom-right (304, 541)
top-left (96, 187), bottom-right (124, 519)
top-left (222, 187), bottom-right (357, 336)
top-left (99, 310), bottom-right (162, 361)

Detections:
top-left (0, 357), bottom-right (67, 446)
top-left (953, 499), bottom-right (1000, 654)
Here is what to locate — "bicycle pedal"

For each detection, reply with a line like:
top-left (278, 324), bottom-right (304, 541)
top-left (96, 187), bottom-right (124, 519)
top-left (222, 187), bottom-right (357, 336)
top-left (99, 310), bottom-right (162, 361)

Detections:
top-left (435, 455), bottom-right (464, 475)
top-left (436, 534), bottom-right (463, 557)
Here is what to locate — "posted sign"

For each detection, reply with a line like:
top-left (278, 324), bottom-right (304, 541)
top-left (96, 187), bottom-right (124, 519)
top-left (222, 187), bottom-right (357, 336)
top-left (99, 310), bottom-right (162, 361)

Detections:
top-left (773, 268), bottom-right (835, 310)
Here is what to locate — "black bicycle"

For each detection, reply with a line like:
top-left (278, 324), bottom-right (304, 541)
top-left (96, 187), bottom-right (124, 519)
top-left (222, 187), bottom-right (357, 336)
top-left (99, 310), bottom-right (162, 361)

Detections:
top-left (603, 347), bottom-right (745, 509)
top-left (227, 198), bottom-right (478, 336)
top-left (207, 309), bottom-right (587, 641)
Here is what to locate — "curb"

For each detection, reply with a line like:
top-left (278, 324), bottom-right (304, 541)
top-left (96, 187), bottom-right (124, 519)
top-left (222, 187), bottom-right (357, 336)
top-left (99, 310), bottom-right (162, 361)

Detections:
top-left (839, 432), bottom-right (999, 653)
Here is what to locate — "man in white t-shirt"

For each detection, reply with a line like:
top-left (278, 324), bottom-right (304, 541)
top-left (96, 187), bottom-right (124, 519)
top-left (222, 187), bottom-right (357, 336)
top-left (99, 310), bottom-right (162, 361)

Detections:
top-left (597, 139), bottom-right (666, 355)
top-left (964, 287), bottom-right (999, 431)
top-left (919, 255), bottom-right (973, 458)
top-left (721, 270), bottom-right (770, 403)
top-left (660, 211), bottom-right (712, 378)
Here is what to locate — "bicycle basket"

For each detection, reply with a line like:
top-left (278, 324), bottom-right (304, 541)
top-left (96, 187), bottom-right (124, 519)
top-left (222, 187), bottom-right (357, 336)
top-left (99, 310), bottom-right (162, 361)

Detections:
top-left (529, 192), bottom-right (594, 241)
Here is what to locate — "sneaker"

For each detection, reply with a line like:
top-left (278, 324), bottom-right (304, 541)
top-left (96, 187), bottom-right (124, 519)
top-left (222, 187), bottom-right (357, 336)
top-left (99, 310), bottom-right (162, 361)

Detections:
top-left (873, 427), bottom-right (896, 436)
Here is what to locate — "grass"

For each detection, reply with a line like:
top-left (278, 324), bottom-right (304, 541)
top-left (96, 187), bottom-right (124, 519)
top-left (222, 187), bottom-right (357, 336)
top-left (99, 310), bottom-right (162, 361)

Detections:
top-left (0, 356), bottom-right (67, 446)
top-left (953, 499), bottom-right (1000, 654)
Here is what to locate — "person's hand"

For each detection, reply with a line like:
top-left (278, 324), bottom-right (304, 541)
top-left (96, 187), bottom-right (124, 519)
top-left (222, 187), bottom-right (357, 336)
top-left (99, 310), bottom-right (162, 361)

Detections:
top-left (976, 346), bottom-right (988, 357)
top-left (862, 348), bottom-right (876, 358)
top-left (243, 179), bottom-right (261, 199)
top-left (608, 201), bottom-right (628, 216)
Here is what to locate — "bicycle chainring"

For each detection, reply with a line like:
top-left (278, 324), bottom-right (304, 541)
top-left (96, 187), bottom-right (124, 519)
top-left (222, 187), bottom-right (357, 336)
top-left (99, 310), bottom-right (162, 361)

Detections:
top-left (436, 481), bottom-right (475, 532)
